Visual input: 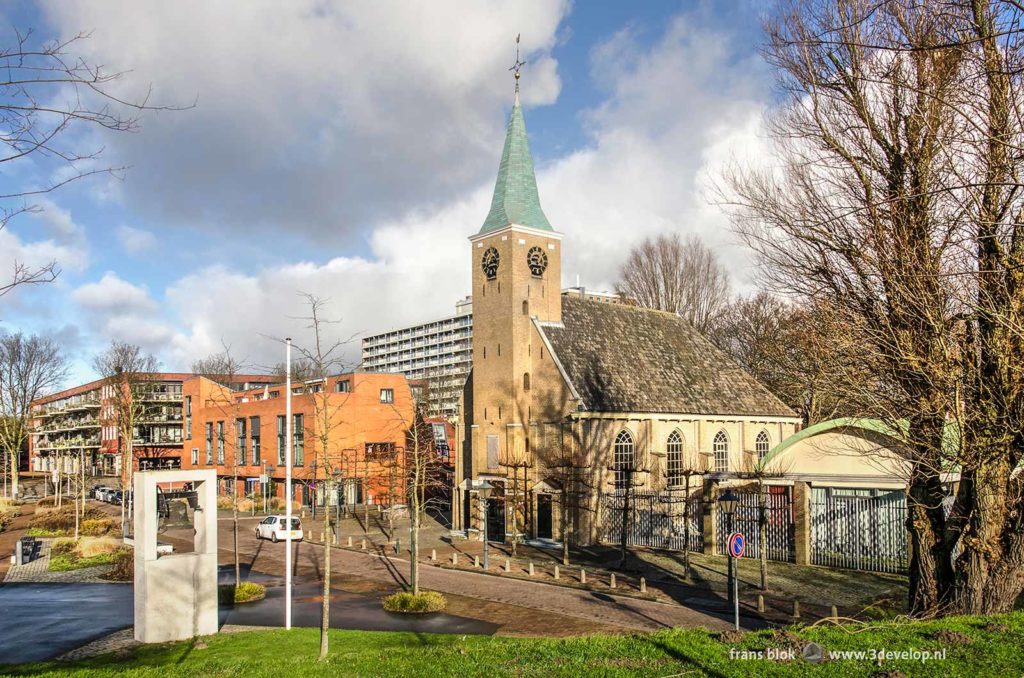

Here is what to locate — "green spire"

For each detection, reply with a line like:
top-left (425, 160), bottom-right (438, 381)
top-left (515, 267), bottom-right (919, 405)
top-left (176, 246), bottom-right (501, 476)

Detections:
top-left (479, 92), bottom-right (553, 234)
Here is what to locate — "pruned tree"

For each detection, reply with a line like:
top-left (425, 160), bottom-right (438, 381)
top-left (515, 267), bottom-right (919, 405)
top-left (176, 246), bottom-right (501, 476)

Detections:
top-left (0, 333), bottom-right (67, 499)
top-left (615, 233), bottom-right (731, 333)
top-left (607, 433), bottom-right (650, 569)
top-left (539, 421), bottom-right (594, 567)
top-left (499, 440), bottom-right (534, 557)
top-left (92, 341), bottom-right (158, 533)
top-left (0, 28), bottom-right (184, 297)
top-left (723, 0), bottom-right (1024, 615)
top-left (402, 407), bottom-right (449, 595)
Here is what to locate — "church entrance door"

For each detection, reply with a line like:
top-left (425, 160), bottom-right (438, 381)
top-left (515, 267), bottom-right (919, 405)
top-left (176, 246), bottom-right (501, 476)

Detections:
top-left (536, 495), bottom-right (553, 539)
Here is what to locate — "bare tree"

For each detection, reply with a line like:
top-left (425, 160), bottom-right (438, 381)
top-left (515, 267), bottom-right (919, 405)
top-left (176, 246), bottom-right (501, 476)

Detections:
top-left (724, 0), bottom-right (1024, 615)
top-left (0, 333), bottom-right (67, 498)
top-left (292, 294), bottom-right (353, 662)
top-left (402, 407), bottom-right (449, 595)
top-left (0, 29), bottom-right (185, 296)
top-left (192, 348), bottom-right (247, 386)
top-left (615, 233), bottom-right (731, 333)
top-left (93, 341), bottom-right (158, 532)
top-left (272, 358), bottom-right (315, 383)
top-left (498, 442), bottom-right (534, 557)
top-left (540, 422), bottom-right (593, 567)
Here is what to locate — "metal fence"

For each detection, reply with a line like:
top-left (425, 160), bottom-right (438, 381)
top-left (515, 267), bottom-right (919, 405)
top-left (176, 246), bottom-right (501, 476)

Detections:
top-left (715, 487), bottom-right (795, 563)
top-left (810, 487), bottom-right (907, 574)
top-left (601, 489), bottom-right (703, 552)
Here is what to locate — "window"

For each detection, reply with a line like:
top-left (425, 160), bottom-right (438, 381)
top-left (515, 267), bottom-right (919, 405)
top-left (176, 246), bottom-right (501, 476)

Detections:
top-left (236, 419), bottom-right (247, 466)
top-left (310, 383), bottom-right (323, 393)
top-left (366, 442), bottom-right (395, 461)
top-left (185, 396), bottom-right (192, 439)
top-left (191, 447), bottom-right (198, 465)
top-left (522, 300), bottom-right (529, 315)
top-left (205, 422), bottom-right (213, 465)
top-left (755, 430), bottom-right (771, 462)
top-left (292, 386), bottom-right (303, 395)
top-left (486, 435), bottom-right (499, 469)
top-left (713, 430), bottom-right (729, 473)
top-left (216, 421), bottom-right (225, 465)
top-left (523, 373), bottom-right (530, 391)
top-left (250, 416), bottom-right (261, 465)
top-left (666, 430), bottom-right (684, 486)
top-left (380, 388), bottom-right (394, 404)
top-left (612, 429), bottom-right (635, 489)
top-left (276, 415), bottom-right (286, 465)
top-left (293, 413), bottom-right (304, 466)
top-left (335, 379), bottom-right (350, 393)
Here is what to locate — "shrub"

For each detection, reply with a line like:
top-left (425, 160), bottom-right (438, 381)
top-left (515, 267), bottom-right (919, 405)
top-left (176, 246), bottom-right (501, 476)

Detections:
top-left (382, 590), bottom-right (446, 614)
top-left (218, 581), bottom-right (267, 605)
top-left (50, 538), bottom-right (77, 556)
top-left (216, 496), bottom-right (234, 510)
top-left (81, 518), bottom-right (118, 536)
top-left (104, 546), bottom-right (133, 581)
top-left (237, 498), bottom-right (254, 512)
top-left (36, 497), bottom-right (57, 508)
top-left (78, 536), bottom-right (121, 558)
top-left (29, 505), bottom-right (104, 533)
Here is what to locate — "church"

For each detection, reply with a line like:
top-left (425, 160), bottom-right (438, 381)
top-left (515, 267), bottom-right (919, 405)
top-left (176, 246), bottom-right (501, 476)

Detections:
top-left (453, 78), bottom-right (801, 547)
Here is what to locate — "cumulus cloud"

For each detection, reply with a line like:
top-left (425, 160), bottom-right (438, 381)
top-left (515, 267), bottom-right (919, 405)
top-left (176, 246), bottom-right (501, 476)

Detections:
top-left (116, 225), bottom-right (157, 253)
top-left (73, 272), bottom-right (157, 313)
top-left (41, 0), bottom-right (568, 241)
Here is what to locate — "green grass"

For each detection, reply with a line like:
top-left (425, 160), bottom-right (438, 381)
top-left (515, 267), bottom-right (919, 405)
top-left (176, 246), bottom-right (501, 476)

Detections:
top-left (48, 551), bottom-right (116, 572)
top-left (8, 612), bottom-right (1024, 676)
top-left (27, 527), bottom-right (68, 537)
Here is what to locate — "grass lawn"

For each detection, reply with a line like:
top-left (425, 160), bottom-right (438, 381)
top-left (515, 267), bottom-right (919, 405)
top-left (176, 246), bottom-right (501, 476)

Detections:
top-left (48, 551), bottom-right (116, 572)
top-left (10, 612), bottom-right (1024, 677)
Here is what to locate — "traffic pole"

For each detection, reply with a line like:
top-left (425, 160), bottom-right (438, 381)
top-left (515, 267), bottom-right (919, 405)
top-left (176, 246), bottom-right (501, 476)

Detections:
top-left (733, 552), bottom-right (739, 631)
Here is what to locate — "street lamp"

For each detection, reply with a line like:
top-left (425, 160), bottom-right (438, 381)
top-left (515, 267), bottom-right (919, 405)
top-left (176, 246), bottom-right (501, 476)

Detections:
top-left (477, 480), bottom-right (494, 570)
top-left (719, 488), bottom-right (740, 606)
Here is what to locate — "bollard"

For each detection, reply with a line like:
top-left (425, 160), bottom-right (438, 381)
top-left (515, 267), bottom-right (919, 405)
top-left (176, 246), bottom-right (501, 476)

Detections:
top-left (758, 594), bottom-right (765, 613)
top-left (431, 548), bottom-right (437, 562)
top-left (609, 573), bottom-right (616, 589)
top-left (580, 568), bottom-right (586, 584)
top-left (831, 605), bottom-right (839, 619)
top-left (474, 555), bottom-right (480, 568)
top-left (361, 538), bottom-right (366, 550)
top-left (640, 577), bottom-right (647, 593)
top-left (347, 536), bottom-right (353, 547)
top-left (528, 562), bottom-right (534, 576)
top-left (504, 558), bottom-right (511, 573)
top-left (793, 600), bottom-right (801, 620)
top-left (554, 565), bottom-right (559, 580)
top-left (452, 553), bottom-right (458, 566)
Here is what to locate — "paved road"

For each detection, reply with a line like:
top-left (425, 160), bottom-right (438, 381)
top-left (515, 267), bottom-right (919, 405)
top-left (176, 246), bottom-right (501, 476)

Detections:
top-left (221, 517), bottom-right (750, 633)
top-left (0, 583), bottom-right (133, 664)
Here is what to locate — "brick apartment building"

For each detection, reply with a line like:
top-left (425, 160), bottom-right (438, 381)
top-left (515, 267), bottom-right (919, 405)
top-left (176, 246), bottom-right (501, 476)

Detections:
top-left (29, 372), bottom-right (275, 481)
top-left (180, 371), bottom-right (416, 507)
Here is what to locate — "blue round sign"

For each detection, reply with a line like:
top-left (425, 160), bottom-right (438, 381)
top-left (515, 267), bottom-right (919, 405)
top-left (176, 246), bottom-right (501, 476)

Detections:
top-left (728, 532), bottom-right (745, 558)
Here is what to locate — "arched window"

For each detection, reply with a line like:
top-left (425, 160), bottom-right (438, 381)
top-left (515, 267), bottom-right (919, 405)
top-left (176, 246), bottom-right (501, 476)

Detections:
top-left (523, 372), bottom-right (531, 391)
top-left (612, 429), bottom-right (634, 489)
top-left (522, 300), bottom-right (529, 315)
top-left (713, 430), bottom-right (729, 473)
top-left (666, 430), bottom-right (684, 486)
top-left (755, 430), bottom-right (771, 462)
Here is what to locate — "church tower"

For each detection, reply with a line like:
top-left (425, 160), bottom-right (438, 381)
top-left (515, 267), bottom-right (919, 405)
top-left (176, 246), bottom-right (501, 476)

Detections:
top-left (466, 74), bottom-right (562, 511)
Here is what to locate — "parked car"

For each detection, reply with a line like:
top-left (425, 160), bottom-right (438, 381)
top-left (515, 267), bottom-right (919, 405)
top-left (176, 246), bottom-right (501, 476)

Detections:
top-left (110, 490), bottom-right (123, 505)
top-left (255, 515), bottom-right (303, 543)
top-left (91, 486), bottom-right (110, 500)
top-left (97, 487), bottom-right (113, 502)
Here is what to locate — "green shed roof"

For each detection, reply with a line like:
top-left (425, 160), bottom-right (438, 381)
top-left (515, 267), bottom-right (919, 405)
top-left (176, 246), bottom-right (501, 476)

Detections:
top-left (479, 93), bottom-right (552, 235)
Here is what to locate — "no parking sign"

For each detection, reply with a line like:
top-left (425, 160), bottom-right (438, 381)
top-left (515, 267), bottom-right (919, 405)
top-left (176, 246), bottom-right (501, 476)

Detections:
top-left (728, 532), bottom-right (745, 558)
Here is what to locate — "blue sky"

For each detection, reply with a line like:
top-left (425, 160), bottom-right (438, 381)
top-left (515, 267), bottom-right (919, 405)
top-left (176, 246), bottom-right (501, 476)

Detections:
top-left (0, 1), bottom-right (774, 384)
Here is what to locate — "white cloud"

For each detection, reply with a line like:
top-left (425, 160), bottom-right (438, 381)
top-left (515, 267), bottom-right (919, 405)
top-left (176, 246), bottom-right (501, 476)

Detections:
top-left (116, 225), bottom-right (157, 253)
top-left (41, 0), bottom-right (568, 240)
top-left (73, 272), bottom-right (157, 313)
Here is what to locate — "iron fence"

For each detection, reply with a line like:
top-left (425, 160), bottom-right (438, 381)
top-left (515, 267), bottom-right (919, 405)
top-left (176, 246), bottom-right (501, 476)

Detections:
top-left (715, 487), bottom-right (795, 563)
top-left (810, 487), bottom-right (907, 574)
top-left (601, 489), bottom-right (704, 552)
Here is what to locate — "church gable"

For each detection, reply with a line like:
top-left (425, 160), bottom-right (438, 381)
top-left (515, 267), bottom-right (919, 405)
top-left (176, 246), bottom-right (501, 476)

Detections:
top-left (537, 296), bottom-right (796, 418)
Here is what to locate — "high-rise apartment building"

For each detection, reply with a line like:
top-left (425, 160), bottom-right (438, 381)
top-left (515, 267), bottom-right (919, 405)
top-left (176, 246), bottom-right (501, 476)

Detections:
top-left (361, 297), bottom-right (473, 419)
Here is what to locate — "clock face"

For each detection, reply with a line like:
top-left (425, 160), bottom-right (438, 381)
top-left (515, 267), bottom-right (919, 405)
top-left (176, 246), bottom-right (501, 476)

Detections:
top-left (527, 246), bottom-right (548, 276)
top-left (481, 247), bottom-right (500, 280)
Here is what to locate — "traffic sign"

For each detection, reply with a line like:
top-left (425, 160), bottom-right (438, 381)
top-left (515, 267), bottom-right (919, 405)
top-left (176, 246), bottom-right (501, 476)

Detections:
top-left (728, 532), bottom-right (745, 558)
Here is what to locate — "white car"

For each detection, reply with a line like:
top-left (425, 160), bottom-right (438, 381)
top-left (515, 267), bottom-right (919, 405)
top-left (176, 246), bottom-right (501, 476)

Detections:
top-left (255, 515), bottom-right (303, 543)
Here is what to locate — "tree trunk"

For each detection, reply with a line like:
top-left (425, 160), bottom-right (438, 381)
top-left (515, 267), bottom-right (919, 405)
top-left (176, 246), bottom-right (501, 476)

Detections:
top-left (682, 477), bottom-right (691, 570)
top-left (9, 451), bottom-right (18, 499)
top-left (561, 495), bottom-right (570, 567)
top-left (233, 477), bottom-right (240, 588)
top-left (758, 489), bottom-right (768, 591)
top-left (319, 500), bottom-right (330, 660)
top-left (410, 506), bottom-right (420, 596)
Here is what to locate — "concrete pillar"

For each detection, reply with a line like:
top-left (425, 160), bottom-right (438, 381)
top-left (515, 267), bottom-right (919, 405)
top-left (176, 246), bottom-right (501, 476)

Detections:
top-left (793, 481), bottom-right (812, 566)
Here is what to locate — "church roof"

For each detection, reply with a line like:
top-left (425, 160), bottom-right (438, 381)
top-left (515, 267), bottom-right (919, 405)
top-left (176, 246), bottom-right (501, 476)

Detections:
top-left (479, 93), bottom-right (553, 235)
top-left (537, 297), bottom-right (797, 418)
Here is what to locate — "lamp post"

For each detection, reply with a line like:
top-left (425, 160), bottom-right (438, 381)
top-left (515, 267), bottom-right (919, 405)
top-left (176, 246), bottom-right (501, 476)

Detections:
top-left (477, 480), bottom-right (494, 570)
top-left (719, 488), bottom-right (739, 606)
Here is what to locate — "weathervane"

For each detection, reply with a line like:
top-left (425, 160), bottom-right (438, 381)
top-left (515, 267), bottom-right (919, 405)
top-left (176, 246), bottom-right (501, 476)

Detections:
top-left (509, 33), bottom-right (526, 92)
